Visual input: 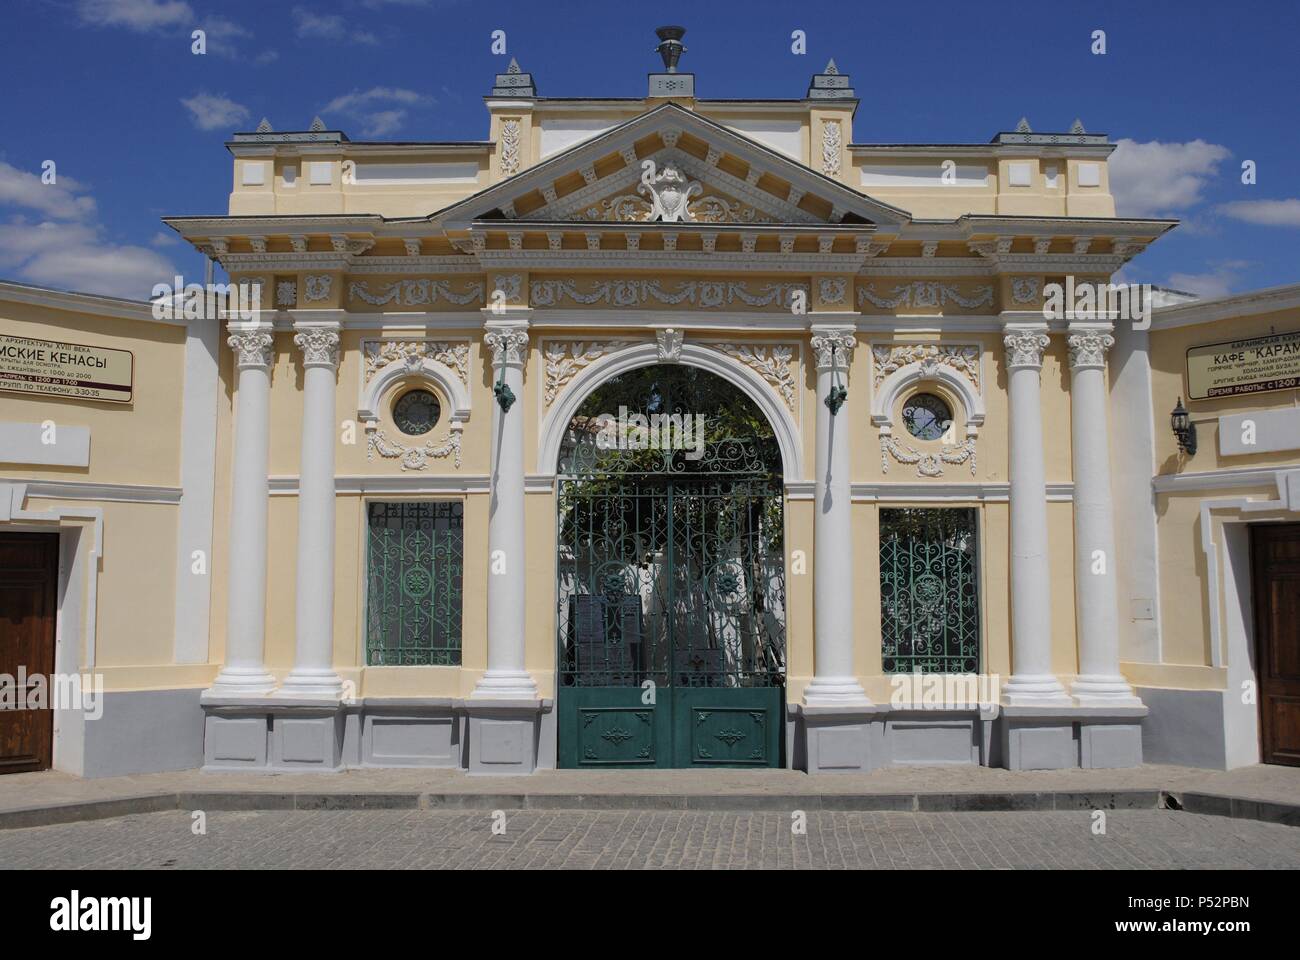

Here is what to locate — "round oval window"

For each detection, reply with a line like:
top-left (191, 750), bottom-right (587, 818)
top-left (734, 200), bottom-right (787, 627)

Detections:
top-left (901, 393), bottom-right (953, 442)
top-left (393, 389), bottom-right (441, 436)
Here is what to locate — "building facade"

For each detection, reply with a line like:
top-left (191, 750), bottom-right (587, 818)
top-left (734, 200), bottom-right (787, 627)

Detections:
top-left (2, 37), bottom-right (1298, 777)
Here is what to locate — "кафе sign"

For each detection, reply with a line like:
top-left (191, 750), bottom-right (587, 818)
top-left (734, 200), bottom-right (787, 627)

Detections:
top-left (0, 334), bottom-right (133, 403)
top-left (1186, 330), bottom-right (1300, 400)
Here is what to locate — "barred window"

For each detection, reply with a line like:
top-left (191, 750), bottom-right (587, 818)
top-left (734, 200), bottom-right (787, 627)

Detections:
top-left (365, 501), bottom-right (464, 666)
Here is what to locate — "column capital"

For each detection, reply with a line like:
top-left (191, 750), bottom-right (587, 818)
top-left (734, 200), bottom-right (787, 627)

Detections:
top-left (1066, 327), bottom-right (1115, 371)
top-left (1002, 326), bottom-right (1050, 371)
top-left (484, 322), bottom-right (530, 369)
top-left (809, 325), bottom-right (856, 371)
top-left (292, 323), bottom-right (341, 370)
top-left (227, 326), bottom-right (274, 370)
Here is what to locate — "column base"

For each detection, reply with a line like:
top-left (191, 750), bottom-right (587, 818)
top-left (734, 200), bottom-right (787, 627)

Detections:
top-left (205, 667), bottom-right (276, 698)
top-left (802, 676), bottom-right (872, 707)
top-left (1071, 674), bottom-right (1144, 707)
top-left (279, 668), bottom-right (346, 698)
top-left (469, 670), bottom-right (539, 700)
top-left (1001, 673), bottom-right (1072, 707)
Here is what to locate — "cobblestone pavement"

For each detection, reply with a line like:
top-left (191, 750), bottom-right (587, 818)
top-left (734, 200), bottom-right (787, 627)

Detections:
top-left (2, 808), bottom-right (1299, 869)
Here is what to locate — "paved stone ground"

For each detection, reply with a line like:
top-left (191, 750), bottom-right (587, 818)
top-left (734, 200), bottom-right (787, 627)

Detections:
top-left (3, 763), bottom-right (1299, 812)
top-left (2, 808), bottom-right (1299, 869)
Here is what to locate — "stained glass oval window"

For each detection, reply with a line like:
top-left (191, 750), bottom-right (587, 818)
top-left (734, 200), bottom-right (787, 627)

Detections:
top-left (393, 389), bottom-right (441, 436)
top-left (901, 393), bottom-right (952, 442)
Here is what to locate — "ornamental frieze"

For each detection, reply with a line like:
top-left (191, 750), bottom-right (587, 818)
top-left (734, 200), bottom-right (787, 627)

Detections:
top-left (856, 280), bottom-right (994, 310)
top-left (542, 340), bottom-right (634, 405)
top-left (363, 339), bottom-right (471, 386)
top-left (348, 278), bottom-right (485, 307)
top-left (530, 277), bottom-right (807, 310)
top-left (705, 342), bottom-right (798, 411)
top-left (872, 344), bottom-right (981, 391)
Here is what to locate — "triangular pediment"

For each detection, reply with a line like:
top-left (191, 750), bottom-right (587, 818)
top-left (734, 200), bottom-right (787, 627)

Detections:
top-left (432, 102), bottom-right (909, 229)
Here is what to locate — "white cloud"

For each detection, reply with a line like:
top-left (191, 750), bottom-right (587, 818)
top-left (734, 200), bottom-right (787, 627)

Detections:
top-left (1164, 260), bottom-right (1250, 299)
top-left (180, 92), bottom-right (251, 131)
top-left (151, 230), bottom-right (179, 246)
top-left (0, 162), bottom-right (97, 220)
top-left (293, 6), bottom-right (378, 45)
top-left (322, 87), bottom-right (432, 137)
top-left (76, 0), bottom-right (193, 31)
top-left (1218, 198), bottom-right (1300, 228)
top-left (1109, 139), bottom-right (1231, 217)
top-left (0, 163), bottom-right (178, 300)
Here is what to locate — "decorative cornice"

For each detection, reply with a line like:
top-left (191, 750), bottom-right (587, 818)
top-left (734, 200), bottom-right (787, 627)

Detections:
top-left (858, 281), bottom-right (994, 310)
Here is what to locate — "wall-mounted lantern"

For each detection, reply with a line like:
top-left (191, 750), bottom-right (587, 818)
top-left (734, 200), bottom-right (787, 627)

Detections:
top-left (1171, 397), bottom-right (1197, 456)
top-left (824, 343), bottom-right (847, 415)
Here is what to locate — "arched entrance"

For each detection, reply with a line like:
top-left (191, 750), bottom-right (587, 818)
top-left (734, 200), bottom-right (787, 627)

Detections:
top-left (555, 364), bottom-right (787, 768)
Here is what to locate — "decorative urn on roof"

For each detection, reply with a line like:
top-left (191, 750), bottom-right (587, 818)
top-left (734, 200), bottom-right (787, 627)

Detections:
top-left (654, 26), bottom-right (687, 72)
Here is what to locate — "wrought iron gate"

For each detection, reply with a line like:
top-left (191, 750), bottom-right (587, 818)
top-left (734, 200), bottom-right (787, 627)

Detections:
top-left (556, 430), bottom-right (786, 769)
top-left (878, 507), bottom-right (981, 674)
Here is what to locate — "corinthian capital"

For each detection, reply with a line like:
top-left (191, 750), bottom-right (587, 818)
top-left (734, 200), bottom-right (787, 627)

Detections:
top-left (293, 326), bottom-right (341, 369)
top-left (484, 325), bottom-right (529, 368)
top-left (810, 328), bottom-right (856, 371)
top-left (227, 329), bottom-right (273, 369)
top-left (1067, 330), bottom-right (1115, 370)
top-left (1002, 329), bottom-right (1050, 370)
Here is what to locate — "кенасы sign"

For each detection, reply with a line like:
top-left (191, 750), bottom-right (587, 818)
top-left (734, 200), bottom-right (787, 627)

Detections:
top-left (0, 334), bottom-right (133, 403)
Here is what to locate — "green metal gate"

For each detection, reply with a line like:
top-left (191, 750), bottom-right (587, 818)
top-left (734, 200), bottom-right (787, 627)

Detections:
top-left (555, 369), bottom-right (786, 768)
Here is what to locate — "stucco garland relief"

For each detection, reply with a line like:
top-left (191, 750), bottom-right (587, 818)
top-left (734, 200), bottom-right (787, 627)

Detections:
top-left (275, 280), bottom-right (297, 307)
top-left (857, 280), bottom-right (994, 310)
top-left (880, 434), bottom-right (977, 478)
top-left (543, 340), bottom-right (634, 405)
top-left (530, 277), bottom-right (807, 310)
top-left (582, 189), bottom-right (773, 224)
top-left (871, 344), bottom-right (981, 392)
top-left (363, 339), bottom-right (471, 386)
top-left (818, 277), bottom-right (847, 305)
top-left (367, 427), bottom-right (462, 471)
top-left (1011, 277), bottom-right (1042, 304)
top-left (348, 278), bottom-right (485, 307)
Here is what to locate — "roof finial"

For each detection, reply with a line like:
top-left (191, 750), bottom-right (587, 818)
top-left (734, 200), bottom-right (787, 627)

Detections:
top-left (256, 117), bottom-right (273, 133)
top-left (1069, 118), bottom-right (1086, 134)
top-left (309, 116), bottom-right (326, 132)
top-left (1015, 116), bottom-right (1032, 133)
top-left (507, 57), bottom-right (521, 74)
top-left (654, 25), bottom-right (687, 73)
top-left (824, 58), bottom-right (838, 75)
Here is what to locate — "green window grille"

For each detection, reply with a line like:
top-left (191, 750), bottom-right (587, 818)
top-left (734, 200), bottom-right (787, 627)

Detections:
top-left (365, 501), bottom-right (464, 666)
top-left (879, 507), bottom-right (980, 674)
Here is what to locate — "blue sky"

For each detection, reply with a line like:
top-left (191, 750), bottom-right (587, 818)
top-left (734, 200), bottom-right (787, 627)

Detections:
top-left (1, 0), bottom-right (1297, 299)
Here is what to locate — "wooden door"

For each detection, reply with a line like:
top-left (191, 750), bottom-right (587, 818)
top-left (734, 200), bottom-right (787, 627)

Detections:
top-left (1252, 524), bottom-right (1300, 766)
top-left (0, 533), bottom-right (58, 774)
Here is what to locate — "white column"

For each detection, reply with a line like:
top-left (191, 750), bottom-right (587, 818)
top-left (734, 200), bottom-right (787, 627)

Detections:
top-left (1001, 326), bottom-right (1070, 705)
top-left (1067, 326), bottom-right (1141, 704)
top-left (804, 325), bottom-right (870, 706)
top-left (281, 324), bottom-right (344, 696)
top-left (210, 325), bottom-right (277, 695)
top-left (470, 319), bottom-right (538, 699)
